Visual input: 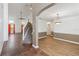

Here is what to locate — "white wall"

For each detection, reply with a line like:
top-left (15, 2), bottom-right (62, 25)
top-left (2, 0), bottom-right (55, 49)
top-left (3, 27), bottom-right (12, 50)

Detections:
top-left (8, 5), bottom-right (22, 33)
top-left (8, 4), bottom-right (31, 33)
top-left (54, 16), bottom-right (79, 35)
top-left (0, 3), bottom-right (3, 54)
top-left (38, 18), bottom-right (54, 34)
top-left (52, 4), bottom-right (79, 35)
top-left (38, 3), bottom-right (79, 35)
top-left (38, 19), bottom-right (47, 32)
top-left (15, 18), bottom-right (21, 33)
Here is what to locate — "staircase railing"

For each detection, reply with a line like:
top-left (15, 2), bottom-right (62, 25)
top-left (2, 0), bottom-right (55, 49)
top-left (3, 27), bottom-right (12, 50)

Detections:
top-left (22, 22), bottom-right (32, 44)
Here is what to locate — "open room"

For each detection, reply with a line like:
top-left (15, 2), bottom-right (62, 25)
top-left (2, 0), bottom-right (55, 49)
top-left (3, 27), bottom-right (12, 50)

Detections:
top-left (0, 3), bottom-right (79, 56)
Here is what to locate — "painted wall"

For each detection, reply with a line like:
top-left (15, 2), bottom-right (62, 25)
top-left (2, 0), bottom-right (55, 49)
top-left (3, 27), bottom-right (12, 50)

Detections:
top-left (54, 16), bottom-right (79, 35)
top-left (38, 19), bottom-right (47, 32)
top-left (0, 4), bottom-right (3, 54)
top-left (15, 18), bottom-right (21, 33)
top-left (38, 18), bottom-right (54, 37)
top-left (38, 3), bottom-right (79, 35)
top-left (8, 5), bottom-right (21, 33)
top-left (8, 4), bottom-right (31, 33)
top-left (53, 15), bottom-right (79, 42)
top-left (52, 4), bottom-right (79, 35)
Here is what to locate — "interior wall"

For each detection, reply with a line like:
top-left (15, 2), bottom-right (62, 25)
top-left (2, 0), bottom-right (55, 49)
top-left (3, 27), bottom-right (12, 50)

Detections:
top-left (8, 5), bottom-right (22, 33)
top-left (15, 18), bottom-right (21, 33)
top-left (38, 18), bottom-right (54, 38)
top-left (38, 18), bottom-right (54, 33)
top-left (53, 4), bottom-right (79, 42)
top-left (53, 15), bottom-right (79, 42)
top-left (38, 19), bottom-right (47, 32)
top-left (0, 3), bottom-right (3, 54)
top-left (54, 11), bottom-right (79, 35)
top-left (8, 3), bottom-right (31, 33)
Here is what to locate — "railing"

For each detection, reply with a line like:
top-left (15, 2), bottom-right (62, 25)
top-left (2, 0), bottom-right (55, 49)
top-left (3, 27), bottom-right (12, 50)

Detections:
top-left (22, 22), bottom-right (32, 44)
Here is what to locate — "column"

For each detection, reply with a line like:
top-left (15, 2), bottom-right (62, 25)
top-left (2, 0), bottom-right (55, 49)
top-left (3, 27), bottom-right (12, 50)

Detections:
top-left (32, 4), bottom-right (39, 48)
top-left (0, 3), bottom-right (3, 55)
top-left (3, 3), bottom-right (8, 41)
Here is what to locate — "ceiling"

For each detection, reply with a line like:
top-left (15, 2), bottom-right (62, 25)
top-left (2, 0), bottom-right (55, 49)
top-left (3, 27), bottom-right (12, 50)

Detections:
top-left (38, 3), bottom-right (79, 21)
top-left (8, 3), bottom-right (50, 19)
top-left (8, 3), bottom-right (32, 17)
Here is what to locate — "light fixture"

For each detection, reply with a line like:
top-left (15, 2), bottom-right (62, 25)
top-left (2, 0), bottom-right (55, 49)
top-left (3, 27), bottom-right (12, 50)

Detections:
top-left (19, 10), bottom-right (25, 20)
top-left (19, 7), bottom-right (26, 20)
top-left (30, 4), bottom-right (32, 10)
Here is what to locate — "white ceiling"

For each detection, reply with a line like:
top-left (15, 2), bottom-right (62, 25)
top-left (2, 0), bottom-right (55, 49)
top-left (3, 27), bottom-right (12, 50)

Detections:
top-left (8, 3), bottom-right (32, 18)
top-left (8, 3), bottom-right (50, 19)
top-left (38, 3), bottom-right (79, 21)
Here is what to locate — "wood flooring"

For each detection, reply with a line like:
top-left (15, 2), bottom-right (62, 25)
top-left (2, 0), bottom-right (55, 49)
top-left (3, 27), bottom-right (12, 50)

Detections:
top-left (1, 33), bottom-right (47, 56)
top-left (39, 36), bottom-right (79, 56)
top-left (1, 33), bottom-right (79, 56)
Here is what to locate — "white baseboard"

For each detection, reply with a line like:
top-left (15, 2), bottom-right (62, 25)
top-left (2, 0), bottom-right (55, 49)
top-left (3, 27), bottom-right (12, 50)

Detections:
top-left (54, 37), bottom-right (79, 45)
top-left (32, 44), bottom-right (39, 48)
top-left (38, 36), bottom-right (47, 39)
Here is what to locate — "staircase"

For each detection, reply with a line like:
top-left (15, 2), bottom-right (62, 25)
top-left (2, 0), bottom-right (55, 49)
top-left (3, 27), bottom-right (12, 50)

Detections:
top-left (23, 22), bottom-right (32, 44)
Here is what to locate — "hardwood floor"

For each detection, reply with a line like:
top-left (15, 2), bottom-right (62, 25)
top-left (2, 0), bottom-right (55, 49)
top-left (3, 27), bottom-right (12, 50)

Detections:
top-left (1, 33), bottom-right (79, 56)
top-left (1, 33), bottom-right (47, 56)
top-left (39, 36), bottom-right (79, 56)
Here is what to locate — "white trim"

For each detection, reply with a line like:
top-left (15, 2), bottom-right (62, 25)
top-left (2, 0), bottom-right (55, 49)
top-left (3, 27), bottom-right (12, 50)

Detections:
top-left (32, 44), bottom-right (39, 48)
top-left (53, 32), bottom-right (79, 36)
top-left (54, 37), bottom-right (79, 45)
top-left (38, 36), bottom-right (47, 39)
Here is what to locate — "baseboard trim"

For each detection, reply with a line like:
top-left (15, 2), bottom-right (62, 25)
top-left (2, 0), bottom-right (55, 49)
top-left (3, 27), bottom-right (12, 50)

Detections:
top-left (54, 37), bottom-right (79, 45)
top-left (38, 36), bottom-right (47, 39)
top-left (32, 44), bottom-right (39, 48)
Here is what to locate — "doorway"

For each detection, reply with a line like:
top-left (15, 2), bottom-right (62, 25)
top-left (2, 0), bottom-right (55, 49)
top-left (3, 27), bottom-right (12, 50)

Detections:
top-left (47, 22), bottom-right (51, 36)
top-left (8, 23), bottom-right (15, 34)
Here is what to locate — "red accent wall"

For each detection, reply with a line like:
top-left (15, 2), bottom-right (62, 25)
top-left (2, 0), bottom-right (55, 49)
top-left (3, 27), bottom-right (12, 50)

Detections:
top-left (8, 24), bottom-right (15, 34)
top-left (8, 24), bottom-right (10, 34)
